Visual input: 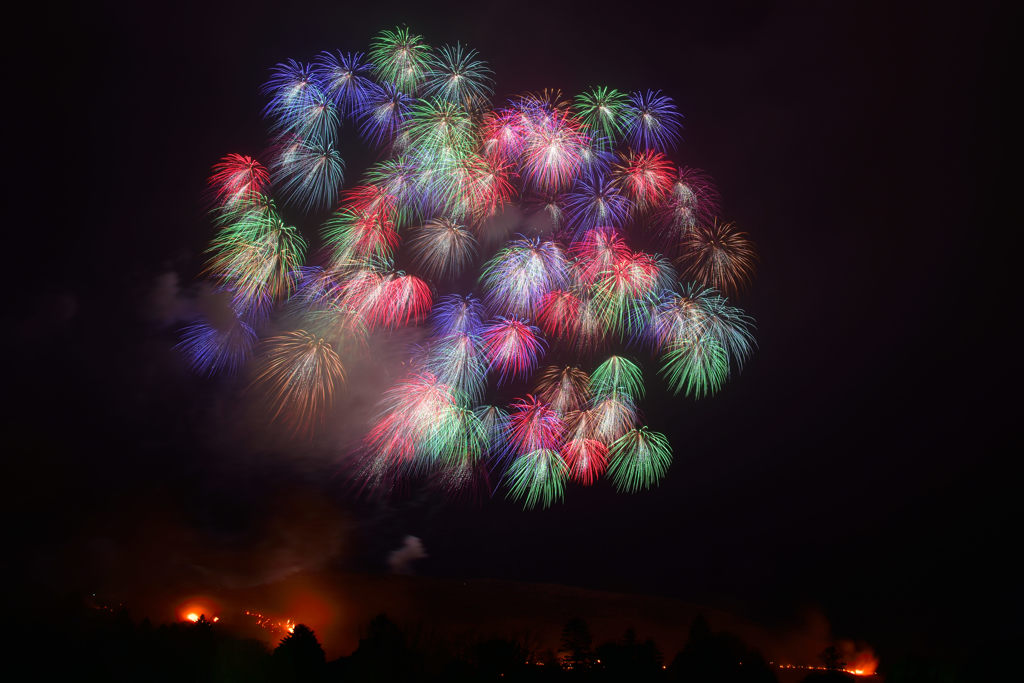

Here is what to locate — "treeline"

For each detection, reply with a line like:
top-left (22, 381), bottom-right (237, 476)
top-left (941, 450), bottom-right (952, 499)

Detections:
top-left (26, 598), bottom-right (861, 683)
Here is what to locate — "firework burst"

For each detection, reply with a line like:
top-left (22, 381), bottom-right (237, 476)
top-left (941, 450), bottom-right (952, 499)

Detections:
top-left (181, 25), bottom-right (758, 506)
top-left (607, 427), bottom-right (672, 492)
top-left (679, 221), bottom-right (757, 294)
top-left (251, 330), bottom-right (346, 433)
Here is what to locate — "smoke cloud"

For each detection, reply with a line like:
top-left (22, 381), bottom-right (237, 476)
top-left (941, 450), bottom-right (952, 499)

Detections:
top-left (387, 536), bottom-right (428, 575)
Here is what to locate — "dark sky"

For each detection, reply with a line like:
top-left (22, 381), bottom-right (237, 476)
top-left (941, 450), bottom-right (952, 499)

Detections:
top-left (9, 0), bottom-right (1015, 665)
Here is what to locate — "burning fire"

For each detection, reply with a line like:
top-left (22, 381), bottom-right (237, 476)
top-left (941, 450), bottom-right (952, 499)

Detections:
top-left (176, 595), bottom-right (220, 624)
top-left (775, 663), bottom-right (877, 676)
top-left (183, 612), bottom-right (220, 623)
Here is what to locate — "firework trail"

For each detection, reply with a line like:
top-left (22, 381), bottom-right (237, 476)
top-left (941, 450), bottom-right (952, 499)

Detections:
top-left (179, 24), bottom-right (758, 507)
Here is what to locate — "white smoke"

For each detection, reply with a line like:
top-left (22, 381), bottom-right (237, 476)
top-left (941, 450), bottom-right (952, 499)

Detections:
top-left (387, 535), bottom-right (428, 575)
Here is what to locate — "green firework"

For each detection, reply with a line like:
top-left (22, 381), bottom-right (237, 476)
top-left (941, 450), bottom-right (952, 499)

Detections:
top-left (506, 449), bottom-right (567, 509)
top-left (589, 356), bottom-right (644, 400)
top-left (607, 427), bottom-right (672, 492)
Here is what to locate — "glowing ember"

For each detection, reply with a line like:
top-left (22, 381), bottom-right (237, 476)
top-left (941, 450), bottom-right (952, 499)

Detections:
top-left (774, 663), bottom-right (878, 677)
top-left (244, 609), bottom-right (296, 635)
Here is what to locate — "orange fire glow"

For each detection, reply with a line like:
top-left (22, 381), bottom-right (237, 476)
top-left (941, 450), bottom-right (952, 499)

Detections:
top-left (176, 595), bottom-right (220, 624)
top-left (845, 652), bottom-right (878, 676)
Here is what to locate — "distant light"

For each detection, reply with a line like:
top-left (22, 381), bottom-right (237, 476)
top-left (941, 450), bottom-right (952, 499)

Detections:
top-left (186, 613), bottom-right (199, 622)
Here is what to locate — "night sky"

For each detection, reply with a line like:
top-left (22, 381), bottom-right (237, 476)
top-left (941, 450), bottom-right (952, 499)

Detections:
top-left (9, 0), bottom-right (1015, 666)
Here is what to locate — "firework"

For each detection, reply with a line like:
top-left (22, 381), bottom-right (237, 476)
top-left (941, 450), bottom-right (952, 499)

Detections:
top-left (261, 59), bottom-right (318, 121)
top-left (659, 335), bottom-right (729, 398)
top-left (592, 250), bottom-right (674, 338)
top-left (207, 154), bottom-right (270, 208)
top-left (560, 436), bottom-right (608, 485)
top-left (377, 272), bottom-right (433, 328)
top-left (607, 427), bottom-right (672, 492)
top-left (461, 153), bottom-right (517, 221)
top-left (481, 317), bottom-right (546, 384)
top-left (658, 167), bottom-right (720, 237)
top-left (569, 226), bottom-right (631, 285)
top-left (613, 150), bottom-right (675, 208)
top-left (506, 448), bottom-right (567, 509)
top-left (537, 289), bottom-right (581, 343)
top-left (589, 393), bottom-right (638, 443)
top-left (481, 108), bottom-right (527, 161)
top-left (364, 372), bottom-right (463, 468)
top-left (183, 25), bottom-right (758, 506)
top-left (565, 170), bottom-right (632, 234)
top-left (507, 395), bottom-right (564, 453)
top-left (574, 86), bottom-right (630, 148)
top-left (369, 26), bottom-right (431, 94)
top-left (272, 138), bottom-right (345, 212)
top-left (432, 293), bottom-right (486, 337)
top-left (521, 109), bottom-right (588, 191)
top-left (427, 405), bottom-right (488, 466)
top-left (424, 333), bottom-right (487, 404)
top-left (205, 213), bottom-right (306, 313)
top-left (480, 237), bottom-right (569, 318)
top-left (357, 82), bottom-right (413, 149)
top-left (322, 206), bottom-right (399, 268)
top-left (589, 356), bottom-right (644, 400)
top-left (534, 365), bottom-right (591, 414)
top-left (408, 218), bottom-right (478, 280)
top-left (270, 87), bottom-right (339, 147)
top-left (364, 158), bottom-right (420, 221)
top-left (406, 99), bottom-right (476, 162)
top-left (176, 316), bottom-right (256, 376)
top-left (313, 51), bottom-right (376, 118)
top-left (679, 221), bottom-right (757, 294)
top-left (251, 330), bottom-right (346, 433)
top-left (650, 283), bottom-right (755, 369)
top-left (424, 43), bottom-right (493, 106)
top-left (475, 404), bottom-right (510, 459)
top-left (623, 90), bottom-right (683, 152)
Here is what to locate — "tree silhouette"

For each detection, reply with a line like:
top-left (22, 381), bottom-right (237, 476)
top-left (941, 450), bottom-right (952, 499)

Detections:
top-left (272, 624), bottom-right (325, 682)
top-left (559, 617), bottom-right (594, 671)
top-left (669, 614), bottom-right (777, 683)
top-left (820, 645), bottom-right (846, 671)
top-left (595, 627), bottom-right (663, 681)
top-left (473, 637), bottom-right (527, 679)
top-left (346, 613), bottom-right (421, 682)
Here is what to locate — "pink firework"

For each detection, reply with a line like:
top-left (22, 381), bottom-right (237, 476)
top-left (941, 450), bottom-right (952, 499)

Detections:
top-left (481, 317), bottom-right (546, 384)
top-left (461, 154), bottom-right (517, 220)
top-left (537, 289), bottom-right (581, 343)
top-left (521, 109), bottom-right (588, 191)
top-left (481, 108), bottom-right (528, 161)
top-left (658, 166), bottom-right (721, 237)
top-left (569, 226), bottom-right (631, 285)
top-left (365, 372), bottom-right (459, 465)
top-left (379, 273), bottom-right (433, 328)
top-left (507, 395), bottom-right (564, 453)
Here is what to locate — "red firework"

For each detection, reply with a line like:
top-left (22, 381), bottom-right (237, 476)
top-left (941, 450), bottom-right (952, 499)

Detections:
top-left (207, 153), bottom-right (270, 206)
top-left (561, 438), bottom-right (609, 485)
top-left (614, 150), bottom-right (675, 208)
